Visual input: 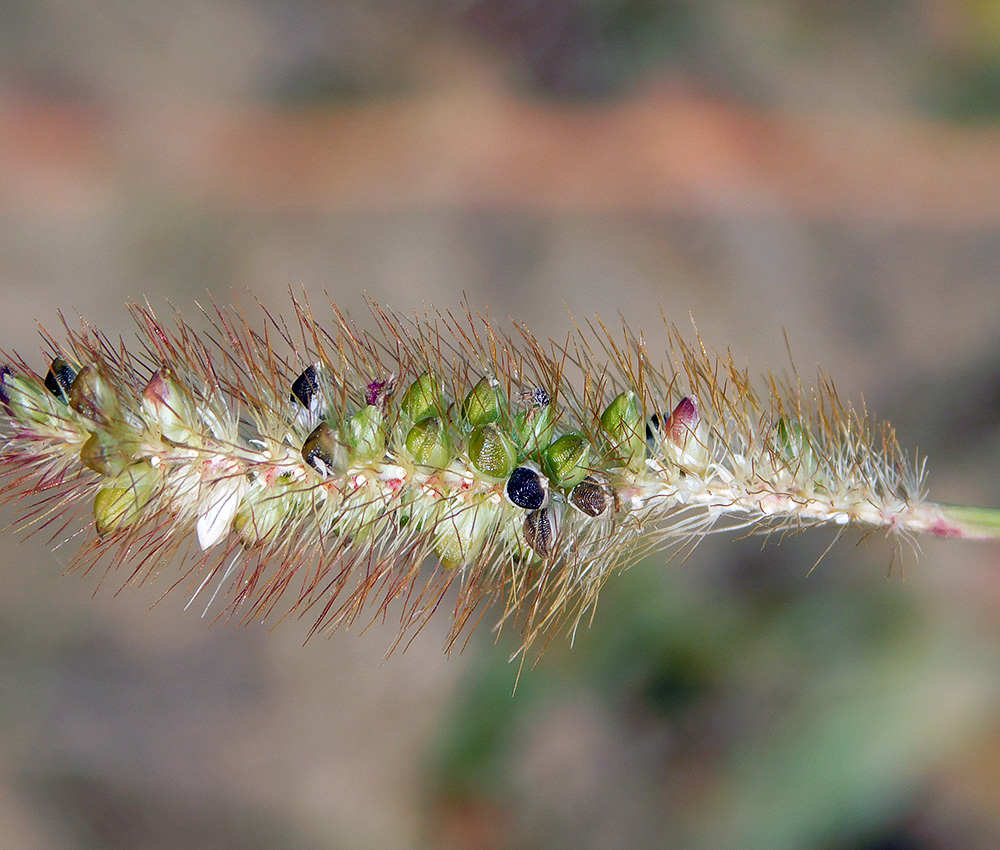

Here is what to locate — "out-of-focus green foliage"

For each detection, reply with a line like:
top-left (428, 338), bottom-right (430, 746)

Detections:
top-left (429, 539), bottom-right (1000, 850)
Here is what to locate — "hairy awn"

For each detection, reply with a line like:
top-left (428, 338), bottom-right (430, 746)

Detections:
top-left (1, 294), bottom-right (996, 659)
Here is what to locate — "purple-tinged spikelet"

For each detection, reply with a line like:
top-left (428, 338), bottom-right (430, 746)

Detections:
top-left (0, 294), bottom-right (996, 659)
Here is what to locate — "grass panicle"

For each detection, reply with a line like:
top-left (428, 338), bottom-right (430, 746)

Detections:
top-left (0, 294), bottom-right (996, 659)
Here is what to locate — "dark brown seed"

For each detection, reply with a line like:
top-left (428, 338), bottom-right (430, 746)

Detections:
top-left (523, 508), bottom-right (557, 558)
top-left (569, 476), bottom-right (612, 517)
top-left (505, 465), bottom-right (547, 510)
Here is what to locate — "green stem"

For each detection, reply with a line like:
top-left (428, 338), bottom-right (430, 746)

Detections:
top-left (924, 504), bottom-right (1000, 541)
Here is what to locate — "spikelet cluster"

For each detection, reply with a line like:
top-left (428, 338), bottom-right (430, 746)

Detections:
top-left (0, 295), bottom-right (958, 656)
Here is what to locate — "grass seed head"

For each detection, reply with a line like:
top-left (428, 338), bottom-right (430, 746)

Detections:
top-left (0, 293), bottom-right (992, 661)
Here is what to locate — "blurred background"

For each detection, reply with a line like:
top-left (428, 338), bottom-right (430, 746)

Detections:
top-left (3, 1), bottom-right (1000, 847)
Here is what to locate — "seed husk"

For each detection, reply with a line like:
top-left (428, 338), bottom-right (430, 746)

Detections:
top-left (302, 421), bottom-right (347, 477)
top-left (569, 476), bottom-right (613, 517)
top-left (523, 507), bottom-right (558, 558)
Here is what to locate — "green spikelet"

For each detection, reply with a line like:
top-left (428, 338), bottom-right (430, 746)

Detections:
top-left (345, 405), bottom-right (386, 462)
top-left (515, 392), bottom-right (554, 456)
top-left (400, 372), bottom-right (441, 422)
top-left (463, 376), bottom-right (505, 426)
top-left (543, 433), bottom-right (592, 489)
top-left (405, 417), bottom-right (452, 469)
top-left (468, 423), bottom-right (517, 482)
top-left (600, 390), bottom-right (644, 468)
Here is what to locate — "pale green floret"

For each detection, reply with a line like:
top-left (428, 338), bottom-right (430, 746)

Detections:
top-left (467, 423), bottom-right (517, 481)
top-left (400, 372), bottom-right (441, 422)
top-left (4, 374), bottom-right (64, 426)
top-left (79, 430), bottom-right (132, 477)
top-left (600, 390), bottom-right (645, 468)
top-left (345, 405), bottom-right (385, 461)
top-left (405, 417), bottom-right (452, 469)
top-left (433, 497), bottom-right (503, 568)
top-left (463, 376), bottom-right (504, 426)
top-left (543, 432), bottom-right (592, 488)
top-left (234, 477), bottom-right (298, 546)
top-left (775, 417), bottom-right (819, 481)
top-left (195, 475), bottom-right (247, 550)
top-left (141, 368), bottom-right (196, 444)
top-left (330, 474), bottom-right (403, 544)
top-left (93, 461), bottom-right (158, 536)
top-left (515, 402), bottom-right (554, 456)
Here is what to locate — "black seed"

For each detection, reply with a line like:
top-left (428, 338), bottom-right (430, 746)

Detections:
top-left (505, 465), bottom-right (547, 510)
top-left (523, 509), bottom-right (557, 558)
top-left (301, 422), bottom-right (343, 477)
top-left (0, 366), bottom-right (11, 413)
top-left (569, 476), bottom-right (612, 518)
top-left (45, 358), bottom-right (77, 402)
top-left (291, 364), bottom-right (320, 408)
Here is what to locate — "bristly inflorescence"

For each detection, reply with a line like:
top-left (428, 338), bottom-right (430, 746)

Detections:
top-left (0, 294), bottom-right (994, 659)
